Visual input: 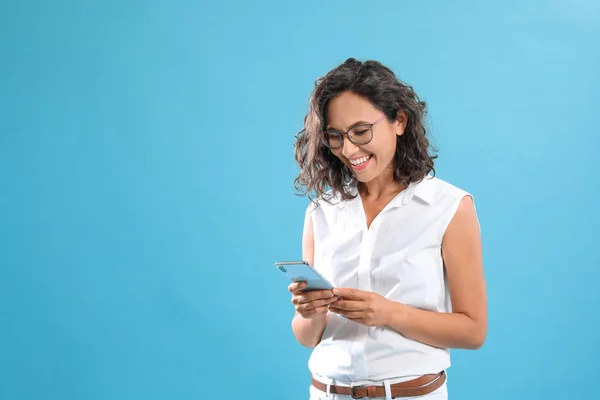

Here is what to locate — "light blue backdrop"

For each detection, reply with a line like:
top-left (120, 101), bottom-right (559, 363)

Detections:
top-left (1, 1), bottom-right (599, 399)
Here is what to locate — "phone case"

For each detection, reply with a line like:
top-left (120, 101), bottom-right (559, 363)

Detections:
top-left (274, 261), bottom-right (334, 291)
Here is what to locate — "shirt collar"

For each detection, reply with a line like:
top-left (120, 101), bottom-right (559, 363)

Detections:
top-left (401, 175), bottom-right (435, 206)
top-left (337, 174), bottom-right (435, 209)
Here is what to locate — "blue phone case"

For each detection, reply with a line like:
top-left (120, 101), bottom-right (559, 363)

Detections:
top-left (275, 261), bottom-right (334, 291)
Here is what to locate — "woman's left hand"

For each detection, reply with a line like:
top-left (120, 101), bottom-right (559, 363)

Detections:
top-left (328, 288), bottom-right (400, 327)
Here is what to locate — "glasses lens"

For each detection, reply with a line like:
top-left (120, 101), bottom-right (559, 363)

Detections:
top-left (349, 125), bottom-right (372, 144)
top-left (325, 132), bottom-right (343, 148)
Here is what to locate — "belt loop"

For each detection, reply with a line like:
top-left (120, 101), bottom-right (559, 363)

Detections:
top-left (383, 379), bottom-right (392, 400)
top-left (326, 379), bottom-right (333, 399)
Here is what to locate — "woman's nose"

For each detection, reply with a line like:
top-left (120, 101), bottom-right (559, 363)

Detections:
top-left (341, 137), bottom-right (360, 158)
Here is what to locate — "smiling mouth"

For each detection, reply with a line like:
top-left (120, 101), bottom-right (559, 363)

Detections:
top-left (348, 154), bottom-right (373, 171)
top-left (349, 155), bottom-right (371, 166)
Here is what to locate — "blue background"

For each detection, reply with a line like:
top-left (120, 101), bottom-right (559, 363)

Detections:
top-left (1, 0), bottom-right (599, 399)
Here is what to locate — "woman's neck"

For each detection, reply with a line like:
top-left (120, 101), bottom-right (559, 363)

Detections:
top-left (357, 170), bottom-right (406, 201)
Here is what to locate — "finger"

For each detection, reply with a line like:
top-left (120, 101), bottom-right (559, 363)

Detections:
top-left (331, 300), bottom-right (364, 311)
top-left (298, 297), bottom-right (338, 312)
top-left (296, 290), bottom-right (335, 304)
top-left (301, 305), bottom-right (329, 319)
top-left (332, 288), bottom-right (365, 300)
top-left (329, 308), bottom-right (363, 319)
top-left (288, 281), bottom-right (307, 293)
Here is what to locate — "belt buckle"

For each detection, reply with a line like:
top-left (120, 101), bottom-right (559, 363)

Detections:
top-left (350, 385), bottom-right (366, 399)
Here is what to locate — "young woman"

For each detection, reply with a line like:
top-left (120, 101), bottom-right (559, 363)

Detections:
top-left (289, 58), bottom-right (487, 399)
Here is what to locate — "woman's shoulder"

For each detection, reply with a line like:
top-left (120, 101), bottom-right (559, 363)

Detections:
top-left (303, 187), bottom-right (358, 221)
top-left (430, 175), bottom-right (470, 194)
top-left (415, 174), bottom-right (472, 204)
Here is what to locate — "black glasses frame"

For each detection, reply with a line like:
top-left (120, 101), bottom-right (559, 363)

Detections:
top-left (323, 114), bottom-right (388, 149)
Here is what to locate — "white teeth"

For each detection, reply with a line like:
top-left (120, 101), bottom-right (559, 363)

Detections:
top-left (350, 155), bottom-right (371, 166)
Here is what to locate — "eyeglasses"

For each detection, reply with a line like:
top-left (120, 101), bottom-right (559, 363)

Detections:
top-left (323, 114), bottom-right (388, 149)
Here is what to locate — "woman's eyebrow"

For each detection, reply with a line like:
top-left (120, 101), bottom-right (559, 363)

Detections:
top-left (326, 120), bottom-right (370, 131)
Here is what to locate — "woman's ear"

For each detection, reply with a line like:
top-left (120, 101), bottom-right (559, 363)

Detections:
top-left (395, 110), bottom-right (408, 136)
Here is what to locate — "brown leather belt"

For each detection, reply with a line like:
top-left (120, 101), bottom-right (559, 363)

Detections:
top-left (311, 371), bottom-right (446, 398)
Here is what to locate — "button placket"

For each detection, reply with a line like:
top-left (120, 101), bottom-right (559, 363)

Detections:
top-left (358, 227), bottom-right (374, 292)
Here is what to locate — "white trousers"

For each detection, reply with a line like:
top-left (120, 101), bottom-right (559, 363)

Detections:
top-left (308, 376), bottom-right (448, 400)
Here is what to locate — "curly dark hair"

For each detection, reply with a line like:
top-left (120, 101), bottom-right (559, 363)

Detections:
top-left (293, 58), bottom-right (437, 203)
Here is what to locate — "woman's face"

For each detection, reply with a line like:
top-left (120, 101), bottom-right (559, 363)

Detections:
top-left (325, 91), bottom-right (406, 184)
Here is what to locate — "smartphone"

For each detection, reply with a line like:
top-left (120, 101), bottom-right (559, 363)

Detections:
top-left (274, 260), bottom-right (335, 292)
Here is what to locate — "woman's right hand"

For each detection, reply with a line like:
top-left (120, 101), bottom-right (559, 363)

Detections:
top-left (289, 282), bottom-right (338, 319)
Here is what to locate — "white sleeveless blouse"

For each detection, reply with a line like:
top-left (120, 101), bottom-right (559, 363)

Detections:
top-left (308, 174), bottom-right (474, 383)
